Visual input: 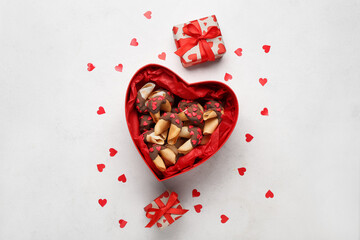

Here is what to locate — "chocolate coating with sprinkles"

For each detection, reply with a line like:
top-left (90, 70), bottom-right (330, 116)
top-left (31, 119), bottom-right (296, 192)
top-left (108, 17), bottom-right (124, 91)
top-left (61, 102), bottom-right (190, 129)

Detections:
top-left (188, 125), bottom-right (203, 147)
top-left (148, 144), bottom-right (165, 160)
top-left (146, 96), bottom-right (166, 114)
top-left (136, 92), bottom-right (149, 113)
top-left (178, 100), bottom-right (204, 125)
top-left (204, 100), bottom-right (224, 123)
top-left (139, 114), bottom-right (154, 132)
top-left (160, 112), bottom-right (183, 128)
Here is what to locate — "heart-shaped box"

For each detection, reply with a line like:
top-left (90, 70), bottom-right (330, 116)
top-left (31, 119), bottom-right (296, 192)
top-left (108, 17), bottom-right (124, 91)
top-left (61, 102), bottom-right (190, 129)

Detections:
top-left (125, 64), bottom-right (239, 181)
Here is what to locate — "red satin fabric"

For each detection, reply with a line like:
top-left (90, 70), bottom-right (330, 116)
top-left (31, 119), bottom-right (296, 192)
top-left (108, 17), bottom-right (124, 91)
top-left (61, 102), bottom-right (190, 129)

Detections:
top-left (174, 20), bottom-right (221, 61)
top-left (125, 64), bottom-right (239, 180)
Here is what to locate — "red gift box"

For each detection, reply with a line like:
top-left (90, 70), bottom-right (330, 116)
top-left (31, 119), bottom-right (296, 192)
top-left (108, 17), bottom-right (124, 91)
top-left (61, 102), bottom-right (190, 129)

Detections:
top-left (125, 64), bottom-right (239, 181)
top-left (144, 191), bottom-right (188, 229)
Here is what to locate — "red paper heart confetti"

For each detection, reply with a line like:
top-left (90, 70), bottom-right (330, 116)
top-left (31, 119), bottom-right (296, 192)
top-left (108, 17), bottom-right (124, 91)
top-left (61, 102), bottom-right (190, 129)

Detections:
top-left (97, 164), bottom-right (105, 172)
top-left (194, 204), bottom-right (202, 213)
top-left (192, 189), bottom-right (200, 197)
top-left (265, 190), bottom-right (274, 198)
top-left (98, 199), bottom-right (107, 207)
top-left (158, 52), bottom-right (166, 61)
top-left (156, 222), bottom-right (162, 228)
top-left (109, 148), bottom-right (118, 157)
top-left (245, 133), bottom-right (253, 142)
top-left (143, 11), bottom-right (152, 19)
top-left (172, 26), bottom-right (178, 34)
top-left (115, 64), bottom-right (123, 72)
top-left (97, 106), bottom-right (105, 115)
top-left (259, 78), bottom-right (267, 86)
top-left (118, 174), bottom-right (127, 183)
top-left (130, 38), bottom-right (138, 46)
top-left (119, 219), bottom-right (127, 228)
top-left (237, 167), bottom-right (246, 176)
top-left (262, 45), bottom-right (271, 53)
top-left (87, 63), bottom-right (95, 71)
top-left (234, 48), bottom-right (242, 56)
top-left (220, 214), bottom-right (229, 223)
top-left (261, 108), bottom-right (269, 116)
top-left (224, 73), bottom-right (232, 81)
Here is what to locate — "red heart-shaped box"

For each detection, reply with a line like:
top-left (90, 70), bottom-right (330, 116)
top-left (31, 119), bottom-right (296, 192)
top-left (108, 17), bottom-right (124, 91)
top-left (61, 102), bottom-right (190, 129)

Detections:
top-left (125, 64), bottom-right (239, 181)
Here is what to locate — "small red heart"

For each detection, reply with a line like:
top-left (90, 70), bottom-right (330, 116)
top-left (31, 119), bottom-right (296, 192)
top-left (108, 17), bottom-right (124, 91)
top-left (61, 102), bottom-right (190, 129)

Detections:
top-left (265, 190), bottom-right (274, 198)
top-left (262, 45), bottom-right (271, 53)
top-left (261, 108), bottom-right (269, 116)
top-left (204, 22), bottom-right (207, 26)
top-left (259, 78), bottom-right (267, 86)
top-left (87, 63), bottom-right (95, 71)
top-left (98, 199), bottom-right (107, 207)
top-left (130, 38), bottom-right (138, 46)
top-left (234, 48), bottom-right (242, 56)
top-left (158, 52), bottom-right (166, 60)
top-left (119, 219), bottom-right (127, 228)
top-left (245, 133), bottom-right (253, 142)
top-left (143, 11), bottom-right (152, 19)
top-left (217, 43), bottom-right (226, 54)
top-left (220, 214), bottom-right (229, 223)
top-left (97, 106), bottom-right (105, 115)
top-left (237, 167), bottom-right (246, 176)
top-left (194, 204), bottom-right (202, 213)
top-left (118, 174), bottom-right (127, 183)
top-left (173, 26), bottom-right (178, 34)
top-left (192, 189), bottom-right (200, 197)
top-left (224, 73), bottom-right (232, 82)
top-left (115, 64), bottom-right (123, 72)
top-left (109, 148), bottom-right (118, 157)
top-left (156, 146), bottom-right (161, 151)
top-left (188, 53), bottom-right (198, 62)
top-left (156, 222), bottom-right (162, 228)
top-left (97, 164), bottom-right (105, 172)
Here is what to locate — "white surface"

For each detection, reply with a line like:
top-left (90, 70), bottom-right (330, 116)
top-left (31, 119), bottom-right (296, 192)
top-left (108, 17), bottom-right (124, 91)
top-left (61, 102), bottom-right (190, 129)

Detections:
top-left (0, 0), bottom-right (359, 239)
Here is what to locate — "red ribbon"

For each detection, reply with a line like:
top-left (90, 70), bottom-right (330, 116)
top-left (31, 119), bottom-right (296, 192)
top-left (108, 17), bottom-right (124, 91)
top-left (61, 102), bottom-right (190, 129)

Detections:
top-left (145, 192), bottom-right (188, 228)
top-left (174, 20), bottom-right (221, 62)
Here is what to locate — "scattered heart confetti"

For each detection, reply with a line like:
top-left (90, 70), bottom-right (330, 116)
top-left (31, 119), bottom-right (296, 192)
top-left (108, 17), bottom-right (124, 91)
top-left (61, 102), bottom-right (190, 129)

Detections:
top-left (87, 63), bottom-right (95, 71)
top-left (130, 38), bottom-right (138, 46)
top-left (259, 78), bottom-right (267, 86)
top-left (261, 108), bottom-right (269, 116)
top-left (220, 214), bottom-right (229, 223)
top-left (97, 164), bottom-right (105, 172)
top-left (158, 52), bottom-right (166, 60)
top-left (224, 73), bottom-right (232, 81)
top-left (109, 148), bottom-right (118, 157)
top-left (237, 167), bottom-right (246, 176)
top-left (218, 43), bottom-right (226, 54)
top-left (119, 219), bottom-right (127, 228)
top-left (156, 222), bottom-right (162, 228)
top-left (194, 204), bottom-right (202, 213)
top-left (97, 106), bottom-right (105, 115)
top-left (265, 190), bottom-right (274, 198)
top-left (234, 48), bottom-right (242, 56)
top-left (245, 133), bottom-right (253, 142)
top-left (115, 64), bottom-right (123, 72)
top-left (143, 11), bottom-right (152, 19)
top-left (118, 174), bottom-right (127, 183)
top-left (262, 45), bottom-right (271, 53)
top-left (192, 189), bottom-right (200, 197)
top-left (98, 199), bottom-right (107, 207)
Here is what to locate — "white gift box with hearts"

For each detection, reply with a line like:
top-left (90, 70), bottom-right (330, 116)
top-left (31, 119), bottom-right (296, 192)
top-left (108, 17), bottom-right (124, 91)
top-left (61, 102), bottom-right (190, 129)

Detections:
top-left (173, 15), bottom-right (226, 67)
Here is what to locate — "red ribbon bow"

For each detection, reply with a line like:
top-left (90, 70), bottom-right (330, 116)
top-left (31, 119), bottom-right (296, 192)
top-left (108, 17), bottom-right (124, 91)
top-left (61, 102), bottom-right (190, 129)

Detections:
top-left (145, 192), bottom-right (188, 228)
top-left (174, 20), bottom-right (221, 62)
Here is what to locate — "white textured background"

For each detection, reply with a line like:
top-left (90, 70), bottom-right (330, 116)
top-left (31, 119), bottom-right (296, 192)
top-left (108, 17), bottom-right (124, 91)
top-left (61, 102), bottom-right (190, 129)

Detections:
top-left (0, 0), bottom-right (359, 239)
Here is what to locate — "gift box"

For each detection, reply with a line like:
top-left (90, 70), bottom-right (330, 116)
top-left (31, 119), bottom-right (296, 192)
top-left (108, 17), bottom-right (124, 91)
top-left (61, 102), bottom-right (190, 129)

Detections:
top-left (173, 15), bottom-right (226, 67)
top-left (144, 191), bottom-right (188, 229)
top-left (125, 64), bottom-right (239, 181)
